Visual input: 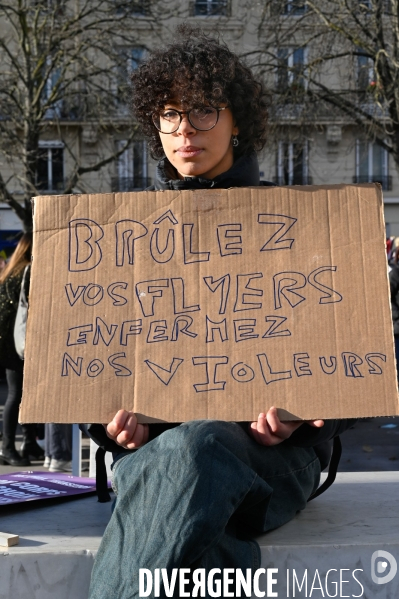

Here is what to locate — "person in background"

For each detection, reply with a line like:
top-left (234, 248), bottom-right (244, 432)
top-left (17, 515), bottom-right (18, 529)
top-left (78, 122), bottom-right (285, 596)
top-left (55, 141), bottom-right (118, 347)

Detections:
top-left (44, 423), bottom-right (72, 472)
top-left (0, 250), bottom-right (6, 383)
top-left (0, 233), bottom-right (44, 466)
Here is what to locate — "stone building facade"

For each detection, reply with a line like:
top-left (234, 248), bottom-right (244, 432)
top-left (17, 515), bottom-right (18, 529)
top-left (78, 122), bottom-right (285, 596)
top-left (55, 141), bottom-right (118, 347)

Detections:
top-left (1, 0), bottom-right (398, 243)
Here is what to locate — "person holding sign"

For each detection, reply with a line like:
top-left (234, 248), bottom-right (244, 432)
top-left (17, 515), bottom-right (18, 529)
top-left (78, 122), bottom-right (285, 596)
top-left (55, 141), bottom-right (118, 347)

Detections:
top-left (87, 26), bottom-right (356, 599)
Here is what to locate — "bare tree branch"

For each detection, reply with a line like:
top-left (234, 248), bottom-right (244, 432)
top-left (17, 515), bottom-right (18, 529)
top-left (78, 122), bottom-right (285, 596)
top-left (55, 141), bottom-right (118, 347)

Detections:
top-left (0, 0), bottom-right (185, 227)
top-left (247, 0), bottom-right (399, 171)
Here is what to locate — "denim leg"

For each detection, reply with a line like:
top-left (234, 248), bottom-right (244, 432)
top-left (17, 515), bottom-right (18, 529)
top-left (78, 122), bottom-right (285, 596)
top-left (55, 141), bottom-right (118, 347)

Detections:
top-left (89, 420), bottom-right (320, 599)
top-left (45, 423), bottom-right (72, 460)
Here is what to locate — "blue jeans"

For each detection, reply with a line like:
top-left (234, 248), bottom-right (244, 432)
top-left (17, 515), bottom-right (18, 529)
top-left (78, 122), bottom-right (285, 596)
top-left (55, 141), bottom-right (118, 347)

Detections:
top-left (44, 423), bottom-right (72, 461)
top-left (88, 420), bottom-right (320, 599)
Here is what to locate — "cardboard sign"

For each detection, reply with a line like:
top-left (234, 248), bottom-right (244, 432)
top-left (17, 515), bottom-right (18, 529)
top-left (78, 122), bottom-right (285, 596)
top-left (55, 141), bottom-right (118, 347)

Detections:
top-left (20, 184), bottom-right (398, 424)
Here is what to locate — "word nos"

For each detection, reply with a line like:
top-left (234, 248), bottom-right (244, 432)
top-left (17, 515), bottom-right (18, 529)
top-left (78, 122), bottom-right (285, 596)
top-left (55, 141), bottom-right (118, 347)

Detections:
top-left (61, 350), bottom-right (387, 388)
top-left (139, 568), bottom-right (278, 598)
top-left (286, 568), bottom-right (364, 597)
top-left (67, 212), bottom-right (299, 271)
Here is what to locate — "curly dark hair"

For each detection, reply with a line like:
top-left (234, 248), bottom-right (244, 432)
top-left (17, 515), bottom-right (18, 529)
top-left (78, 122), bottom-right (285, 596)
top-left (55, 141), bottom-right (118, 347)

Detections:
top-left (130, 25), bottom-right (268, 160)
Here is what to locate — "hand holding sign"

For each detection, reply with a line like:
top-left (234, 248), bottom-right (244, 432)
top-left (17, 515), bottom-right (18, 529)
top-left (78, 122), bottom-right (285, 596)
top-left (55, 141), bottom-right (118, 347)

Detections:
top-left (249, 407), bottom-right (324, 446)
top-left (105, 406), bottom-right (324, 450)
top-left (106, 410), bottom-right (149, 449)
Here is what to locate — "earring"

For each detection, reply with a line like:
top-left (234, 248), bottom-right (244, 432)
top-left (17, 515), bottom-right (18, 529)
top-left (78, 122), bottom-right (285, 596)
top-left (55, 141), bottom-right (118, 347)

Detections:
top-left (232, 135), bottom-right (239, 147)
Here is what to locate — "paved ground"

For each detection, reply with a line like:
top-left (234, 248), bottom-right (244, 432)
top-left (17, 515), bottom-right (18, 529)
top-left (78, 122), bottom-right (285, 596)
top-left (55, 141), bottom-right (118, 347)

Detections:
top-left (339, 415), bottom-right (399, 470)
top-left (0, 380), bottom-right (398, 474)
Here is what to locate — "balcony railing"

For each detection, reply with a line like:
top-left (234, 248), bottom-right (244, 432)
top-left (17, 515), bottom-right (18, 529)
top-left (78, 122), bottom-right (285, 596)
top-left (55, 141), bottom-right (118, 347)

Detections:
top-left (111, 177), bottom-right (152, 192)
top-left (35, 179), bottom-right (68, 193)
top-left (352, 175), bottom-right (392, 191)
top-left (273, 175), bottom-right (313, 186)
top-left (116, 0), bottom-right (151, 16)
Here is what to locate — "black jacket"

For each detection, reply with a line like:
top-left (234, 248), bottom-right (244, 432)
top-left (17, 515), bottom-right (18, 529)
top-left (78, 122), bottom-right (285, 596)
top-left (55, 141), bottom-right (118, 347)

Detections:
top-left (88, 152), bottom-right (356, 471)
top-left (0, 267), bottom-right (30, 372)
top-left (148, 151), bottom-right (272, 190)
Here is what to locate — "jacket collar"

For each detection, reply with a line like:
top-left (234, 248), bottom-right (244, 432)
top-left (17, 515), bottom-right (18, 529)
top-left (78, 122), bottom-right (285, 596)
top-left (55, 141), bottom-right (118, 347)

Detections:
top-left (153, 152), bottom-right (261, 190)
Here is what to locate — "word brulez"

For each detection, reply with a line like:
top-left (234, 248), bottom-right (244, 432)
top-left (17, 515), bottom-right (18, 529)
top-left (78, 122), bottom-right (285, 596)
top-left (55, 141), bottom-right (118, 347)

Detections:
top-left (68, 212), bottom-right (302, 271)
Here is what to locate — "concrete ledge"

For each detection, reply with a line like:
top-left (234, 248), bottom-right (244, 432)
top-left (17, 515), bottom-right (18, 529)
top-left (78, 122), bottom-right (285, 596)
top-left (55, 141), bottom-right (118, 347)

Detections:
top-left (256, 472), bottom-right (399, 598)
top-left (0, 472), bottom-right (398, 598)
top-left (0, 496), bottom-right (112, 598)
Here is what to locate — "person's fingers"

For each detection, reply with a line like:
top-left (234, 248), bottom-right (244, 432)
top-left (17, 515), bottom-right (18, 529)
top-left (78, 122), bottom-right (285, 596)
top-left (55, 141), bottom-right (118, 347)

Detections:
top-left (249, 420), bottom-right (263, 445)
top-left (249, 413), bottom-right (276, 446)
top-left (104, 410), bottom-right (149, 449)
top-left (251, 408), bottom-right (314, 446)
top-left (265, 407), bottom-right (303, 440)
top-left (256, 412), bottom-right (269, 434)
top-left (106, 409), bottom-right (130, 440)
top-left (115, 412), bottom-right (138, 446)
top-left (266, 407), bottom-right (292, 439)
top-left (125, 423), bottom-right (149, 449)
top-left (265, 406), bottom-right (280, 434)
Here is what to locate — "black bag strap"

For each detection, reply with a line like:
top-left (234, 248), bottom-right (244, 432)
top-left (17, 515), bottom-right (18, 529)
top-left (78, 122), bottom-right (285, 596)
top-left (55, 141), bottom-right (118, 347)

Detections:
top-left (95, 447), bottom-right (111, 503)
top-left (307, 436), bottom-right (342, 502)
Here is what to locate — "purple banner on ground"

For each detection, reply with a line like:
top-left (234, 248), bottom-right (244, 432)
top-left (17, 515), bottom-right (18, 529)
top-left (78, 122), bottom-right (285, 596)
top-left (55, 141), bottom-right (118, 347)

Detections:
top-left (0, 471), bottom-right (109, 506)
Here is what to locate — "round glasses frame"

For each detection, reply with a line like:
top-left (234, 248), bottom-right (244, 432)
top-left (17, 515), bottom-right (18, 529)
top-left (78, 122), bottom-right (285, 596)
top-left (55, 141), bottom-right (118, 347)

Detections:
top-left (152, 106), bottom-right (227, 134)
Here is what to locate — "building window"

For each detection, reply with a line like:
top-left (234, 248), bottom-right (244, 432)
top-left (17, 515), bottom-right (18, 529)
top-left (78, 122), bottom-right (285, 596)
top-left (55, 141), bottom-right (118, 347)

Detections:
top-left (354, 140), bottom-right (391, 190)
top-left (30, 0), bottom-right (65, 14)
top-left (116, 46), bottom-right (147, 104)
top-left (112, 140), bottom-right (150, 191)
top-left (192, 0), bottom-right (229, 16)
top-left (276, 47), bottom-right (306, 92)
top-left (42, 58), bottom-right (63, 118)
top-left (355, 1), bottom-right (391, 15)
top-left (116, 1), bottom-right (151, 16)
top-left (356, 0), bottom-right (372, 12)
top-left (276, 141), bottom-right (310, 185)
top-left (356, 50), bottom-right (374, 91)
top-left (270, 0), bottom-right (306, 16)
top-left (36, 142), bottom-right (64, 191)
top-left (283, 0), bottom-right (306, 15)
top-left (128, 47), bottom-right (147, 73)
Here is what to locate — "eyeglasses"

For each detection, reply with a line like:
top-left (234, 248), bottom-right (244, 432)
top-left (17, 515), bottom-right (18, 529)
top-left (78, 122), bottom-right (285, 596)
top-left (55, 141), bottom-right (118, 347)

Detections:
top-left (152, 106), bottom-right (227, 134)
